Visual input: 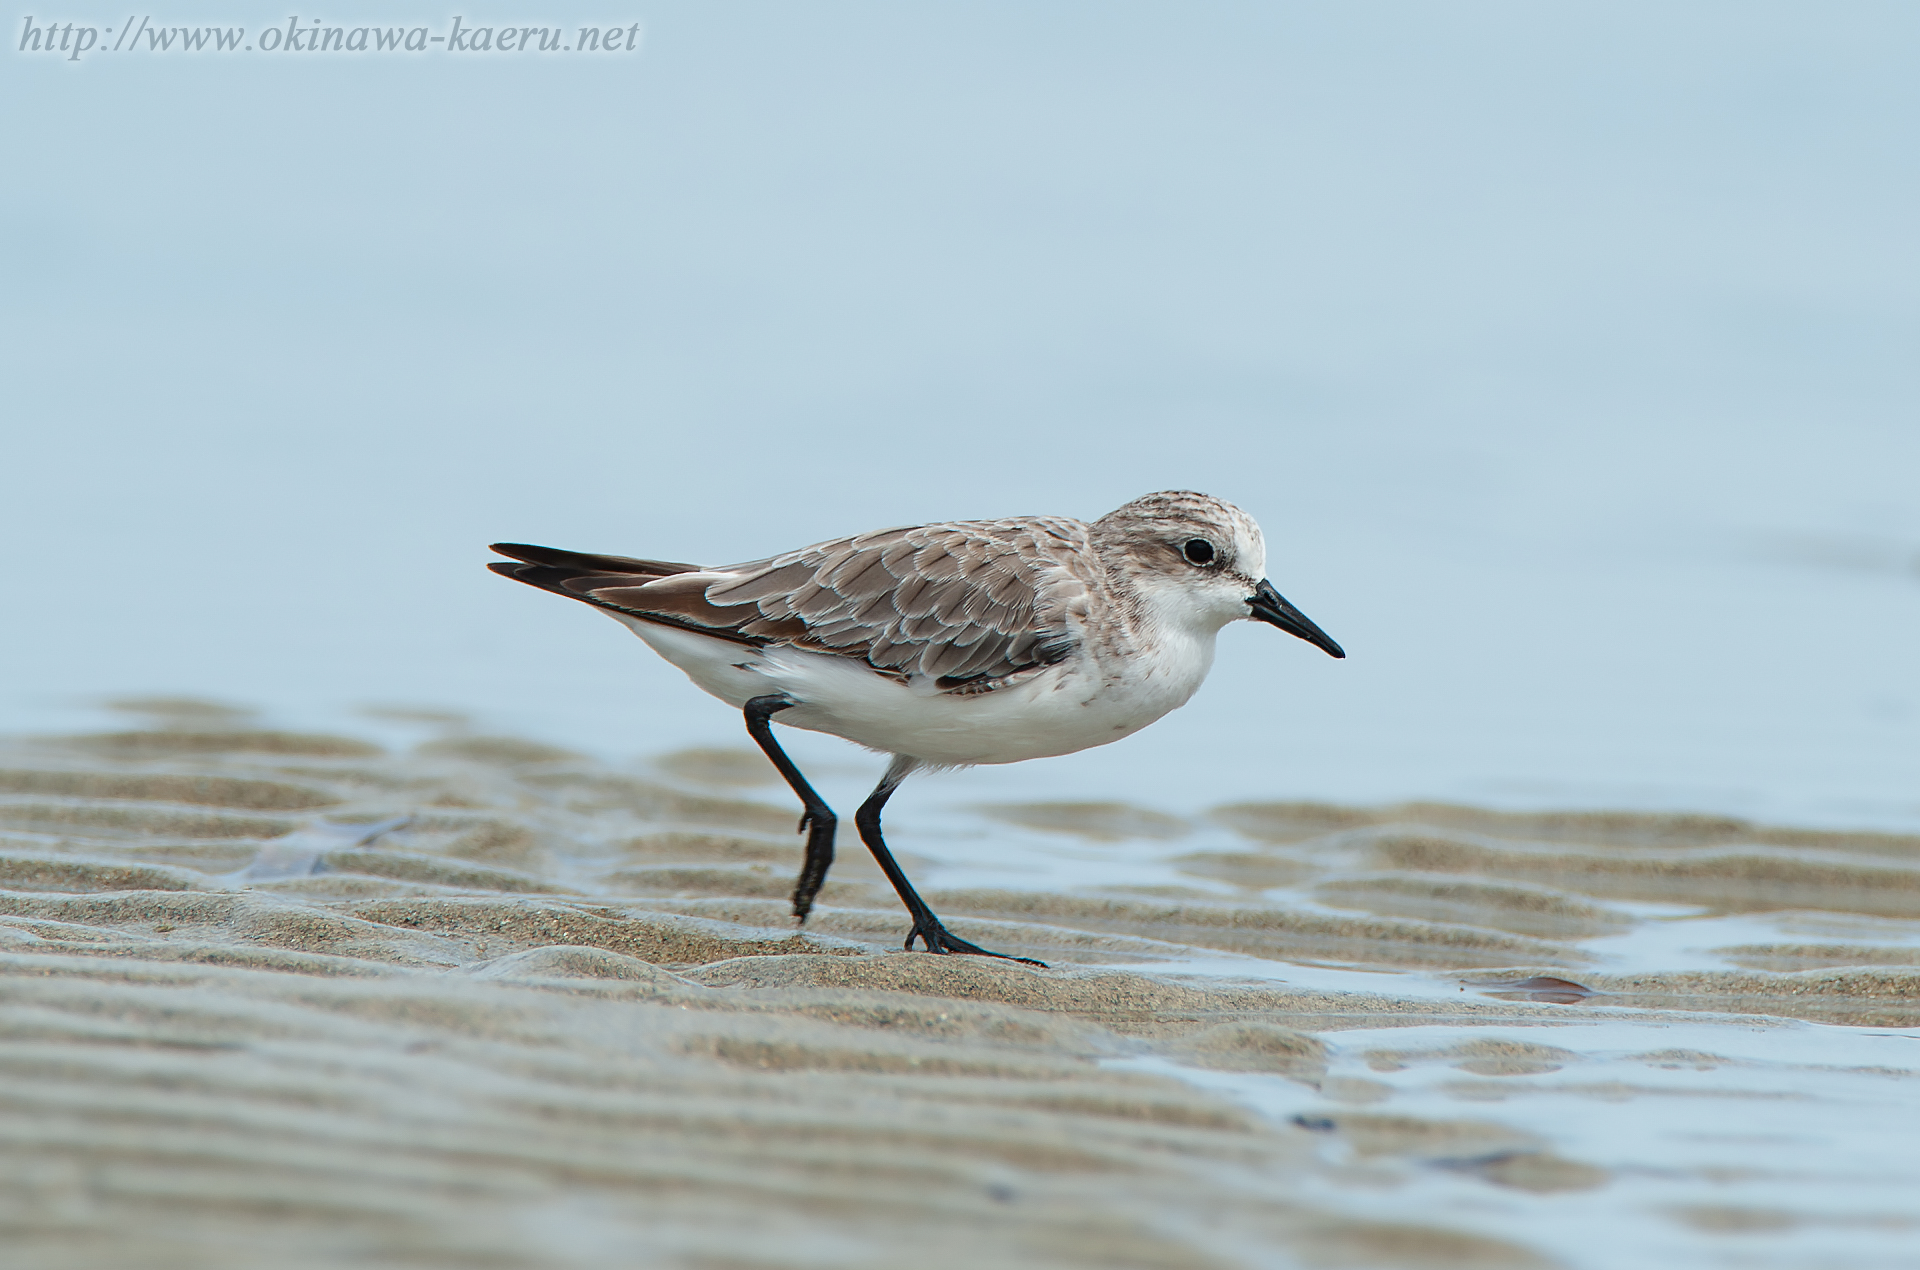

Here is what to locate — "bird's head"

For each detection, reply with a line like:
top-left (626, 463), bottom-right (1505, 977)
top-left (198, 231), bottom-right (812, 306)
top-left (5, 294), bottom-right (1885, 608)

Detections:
top-left (1091, 490), bottom-right (1345, 658)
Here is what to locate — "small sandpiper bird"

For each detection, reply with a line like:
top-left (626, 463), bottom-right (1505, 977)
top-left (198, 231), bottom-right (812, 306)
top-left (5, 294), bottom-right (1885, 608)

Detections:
top-left (489, 490), bottom-right (1343, 964)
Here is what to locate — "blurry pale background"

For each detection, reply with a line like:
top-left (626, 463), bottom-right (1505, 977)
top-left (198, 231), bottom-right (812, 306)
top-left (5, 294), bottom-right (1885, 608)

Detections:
top-left (4, 2), bottom-right (1916, 827)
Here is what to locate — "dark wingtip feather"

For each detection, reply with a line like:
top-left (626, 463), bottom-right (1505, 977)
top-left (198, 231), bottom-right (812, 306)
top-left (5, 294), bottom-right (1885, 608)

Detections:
top-left (488, 542), bottom-right (703, 575)
top-left (489, 542), bottom-right (577, 567)
top-left (487, 560), bottom-right (592, 600)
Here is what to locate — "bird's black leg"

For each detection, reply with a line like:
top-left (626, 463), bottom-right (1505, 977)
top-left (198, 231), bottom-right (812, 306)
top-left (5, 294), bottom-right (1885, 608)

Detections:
top-left (855, 756), bottom-right (1046, 968)
top-left (743, 695), bottom-right (836, 923)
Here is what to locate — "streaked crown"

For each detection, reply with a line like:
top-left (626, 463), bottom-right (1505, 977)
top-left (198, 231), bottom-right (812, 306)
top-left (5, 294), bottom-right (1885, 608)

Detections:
top-left (1090, 490), bottom-right (1267, 585)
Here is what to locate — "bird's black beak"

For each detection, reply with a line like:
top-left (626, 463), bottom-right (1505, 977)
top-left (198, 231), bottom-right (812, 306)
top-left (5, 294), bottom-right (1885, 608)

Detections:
top-left (1247, 579), bottom-right (1345, 659)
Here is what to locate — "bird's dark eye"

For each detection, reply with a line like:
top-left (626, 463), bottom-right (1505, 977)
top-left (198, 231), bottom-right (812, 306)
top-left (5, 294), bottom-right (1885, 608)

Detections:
top-left (1182, 538), bottom-right (1216, 566)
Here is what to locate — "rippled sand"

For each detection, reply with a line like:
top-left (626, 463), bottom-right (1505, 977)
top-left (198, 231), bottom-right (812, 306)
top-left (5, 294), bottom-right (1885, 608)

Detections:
top-left (3, 705), bottom-right (1917, 1268)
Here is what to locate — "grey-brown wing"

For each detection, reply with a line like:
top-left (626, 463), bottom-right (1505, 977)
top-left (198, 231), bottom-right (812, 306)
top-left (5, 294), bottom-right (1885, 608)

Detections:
top-left (637, 519), bottom-right (1089, 688)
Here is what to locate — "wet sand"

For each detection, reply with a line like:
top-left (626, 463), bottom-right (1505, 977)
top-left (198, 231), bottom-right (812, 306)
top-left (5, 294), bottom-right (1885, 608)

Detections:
top-left (3, 704), bottom-right (1917, 1268)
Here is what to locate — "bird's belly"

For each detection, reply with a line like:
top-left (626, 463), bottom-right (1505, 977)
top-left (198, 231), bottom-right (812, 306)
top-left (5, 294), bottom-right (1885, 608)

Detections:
top-left (790, 670), bottom-right (1165, 765)
top-left (768, 641), bottom-right (1211, 766)
top-left (619, 618), bottom-right (1212, 766)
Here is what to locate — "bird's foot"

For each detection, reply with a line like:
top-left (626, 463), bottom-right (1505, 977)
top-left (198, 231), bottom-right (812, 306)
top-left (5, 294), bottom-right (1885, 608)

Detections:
top-left (905, 918), bottom-right (1046, 967)
top-left (790, 807), bottom-right (836, 924)
top-left (789, 877), bottom-right (818, 923)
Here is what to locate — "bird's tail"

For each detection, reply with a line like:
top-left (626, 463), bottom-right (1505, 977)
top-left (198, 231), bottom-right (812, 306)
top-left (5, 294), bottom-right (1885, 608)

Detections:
top-left (487, 542), bottom-right (702, 603)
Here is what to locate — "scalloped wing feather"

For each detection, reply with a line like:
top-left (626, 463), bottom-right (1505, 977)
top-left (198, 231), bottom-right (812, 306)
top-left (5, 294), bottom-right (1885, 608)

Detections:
top-left (637, 517), bottom-right (1097, 691)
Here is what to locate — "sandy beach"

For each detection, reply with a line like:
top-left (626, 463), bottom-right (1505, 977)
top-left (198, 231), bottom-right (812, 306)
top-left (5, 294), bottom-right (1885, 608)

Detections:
top-left (3, 702), bottom-right (1917, 1268)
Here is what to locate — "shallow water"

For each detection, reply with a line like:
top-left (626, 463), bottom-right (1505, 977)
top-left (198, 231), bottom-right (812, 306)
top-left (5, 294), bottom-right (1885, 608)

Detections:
top-left (2, 709), bottom-right (1915, 1268)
